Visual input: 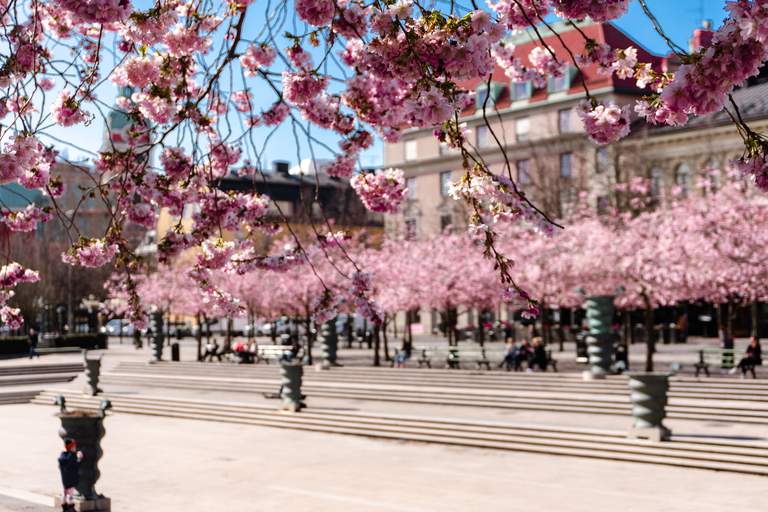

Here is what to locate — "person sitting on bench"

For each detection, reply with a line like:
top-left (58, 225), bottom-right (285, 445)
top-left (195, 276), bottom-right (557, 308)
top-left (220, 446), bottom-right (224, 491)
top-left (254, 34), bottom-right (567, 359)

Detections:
top-left (732, 337), bottom-right (762, 377)
top-left (514, 339), bottom-right (532, 371)
top-left (528, 337), bottom-right (548, 372)
top-left (498, 339), bottom-right (518, 370)
top-left (202, 339), bottom-right (222, 362)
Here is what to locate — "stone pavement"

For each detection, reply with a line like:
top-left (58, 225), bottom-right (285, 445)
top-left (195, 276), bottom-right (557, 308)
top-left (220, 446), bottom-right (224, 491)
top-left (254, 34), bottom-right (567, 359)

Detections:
top-left (2, 337), bottom-right (766, 511)
top-left (1, 404), bottom-right (765, 512)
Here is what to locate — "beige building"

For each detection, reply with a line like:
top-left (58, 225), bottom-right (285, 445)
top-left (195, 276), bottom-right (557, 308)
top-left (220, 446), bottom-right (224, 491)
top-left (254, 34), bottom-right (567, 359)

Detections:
top-left (384, 21), bottom-right (664, 237)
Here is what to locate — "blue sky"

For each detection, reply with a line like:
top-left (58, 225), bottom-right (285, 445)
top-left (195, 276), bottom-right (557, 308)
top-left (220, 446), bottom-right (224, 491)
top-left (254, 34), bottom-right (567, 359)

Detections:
top-left (51, 0), bottom-right (730, 170)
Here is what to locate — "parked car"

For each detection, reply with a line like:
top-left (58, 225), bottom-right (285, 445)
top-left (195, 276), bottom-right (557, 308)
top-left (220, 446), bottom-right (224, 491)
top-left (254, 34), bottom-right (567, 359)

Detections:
top-left (101, 319), bottom-right (134, 336)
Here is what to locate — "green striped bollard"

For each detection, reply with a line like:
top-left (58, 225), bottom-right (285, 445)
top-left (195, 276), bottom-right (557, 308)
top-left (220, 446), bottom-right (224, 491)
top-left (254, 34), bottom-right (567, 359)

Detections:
top-left (583, 295), bottom-right (614, 380)
top-left (318, 320), bottom-right (339, 370)
top-left (627, 372), bottom-right (671, 441)
top-left (280, 362), bottom-right (304, 412)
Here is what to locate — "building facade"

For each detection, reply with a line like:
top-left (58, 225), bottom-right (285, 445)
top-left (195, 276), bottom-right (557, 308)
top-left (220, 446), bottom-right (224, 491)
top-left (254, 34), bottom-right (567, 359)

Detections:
top-left (384, 21), bottom-right (664, 238)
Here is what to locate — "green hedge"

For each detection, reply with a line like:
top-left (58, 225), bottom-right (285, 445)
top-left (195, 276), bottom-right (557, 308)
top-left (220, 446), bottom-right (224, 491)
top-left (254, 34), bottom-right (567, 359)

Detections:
top-left (0, 337), bottom-right (30, 355)
top-left (0, 333), bottom-right (107, 355)
top-left (54, 333), bottom-right (108, 350)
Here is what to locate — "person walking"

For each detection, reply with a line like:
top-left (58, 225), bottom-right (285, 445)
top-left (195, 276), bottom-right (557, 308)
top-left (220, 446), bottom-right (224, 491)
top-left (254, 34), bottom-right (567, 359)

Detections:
top-left (58, 438), bottom-right (83, 511)
top-left (27, 328), bottom-right (40, 359)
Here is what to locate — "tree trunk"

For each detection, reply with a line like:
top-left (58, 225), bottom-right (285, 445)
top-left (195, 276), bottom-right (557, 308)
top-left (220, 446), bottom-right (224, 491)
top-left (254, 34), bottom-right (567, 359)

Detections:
top-left (392, 314), bottom-right (398, 340)
top-left (304, 311), bottom-right (313, 365)
top-left (346, 316), bottom-right (353, 349)
top-left (382, 314), bottom-right (391, 361)
top-left (225, 317), bottom-right (233, 350)
top-left (195, 312), bottom-right (203, 361)
top-left (373, 323), bottom-right (381, 366)
top-left (643, 298), bottom-right (655, 372)
top-left (751, 301), bottom-right (760, 341)
top-left (203, 313), bottom-right (211, 343)
top-left (727, 301), bottom-right (736, 340)
top-left (165, 310), bottom-right (171, 346)
top-left (621, 309), bottom-right (630, 369)
top-left (407, 311), bottom-right (413, 344)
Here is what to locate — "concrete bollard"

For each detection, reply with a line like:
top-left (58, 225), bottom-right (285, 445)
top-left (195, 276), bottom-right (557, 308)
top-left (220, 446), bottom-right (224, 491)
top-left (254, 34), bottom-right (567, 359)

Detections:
top-left (82, 351), bottom-right (103, 396)
top-left (55, 397), bottom-right (112, 511)
top-left (280, 362), bottom-right (304, 412)
top-left (627, 372), bottom-right (671, 441)
top-left (583, 295), bottom-right (615, 380)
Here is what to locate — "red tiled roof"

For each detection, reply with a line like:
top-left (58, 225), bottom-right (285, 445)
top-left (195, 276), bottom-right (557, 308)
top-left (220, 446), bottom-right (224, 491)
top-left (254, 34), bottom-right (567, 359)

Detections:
top-left (459, 22), bottom-right (665, 115)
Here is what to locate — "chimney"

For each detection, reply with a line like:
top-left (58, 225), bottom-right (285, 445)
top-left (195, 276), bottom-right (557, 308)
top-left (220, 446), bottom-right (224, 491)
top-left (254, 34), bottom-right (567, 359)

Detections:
top-left (689, 20), bottom-right (714, 52)
top-left (273, 160), bottom-right (290, 174)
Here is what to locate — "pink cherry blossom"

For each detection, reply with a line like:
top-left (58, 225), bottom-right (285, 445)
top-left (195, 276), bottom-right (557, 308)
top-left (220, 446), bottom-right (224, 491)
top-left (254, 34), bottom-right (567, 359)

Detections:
top-left (350, 168), bottom-right (408, 214)
top-left (578, 100), bottom-right (631, 145)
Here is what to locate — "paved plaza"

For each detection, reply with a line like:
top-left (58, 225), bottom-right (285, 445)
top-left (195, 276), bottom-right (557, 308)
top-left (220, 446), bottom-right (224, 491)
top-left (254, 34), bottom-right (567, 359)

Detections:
top-left (1, 337), bottom-right (766, 511)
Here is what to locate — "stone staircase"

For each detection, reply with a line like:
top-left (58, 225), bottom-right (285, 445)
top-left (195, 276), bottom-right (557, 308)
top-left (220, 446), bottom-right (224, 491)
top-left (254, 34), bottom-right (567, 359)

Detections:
top-left (101, 362), bottom-right (768, 424)
top-left (31, 389), bottom-right (768, 476)
top-left (0, 363), bottom-right (83, 405)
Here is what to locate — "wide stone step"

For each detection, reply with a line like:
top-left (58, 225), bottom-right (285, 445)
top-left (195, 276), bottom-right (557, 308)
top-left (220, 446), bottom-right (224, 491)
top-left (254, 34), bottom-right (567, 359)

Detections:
top-left (100, 373), bottom-right (768, 424)
top-left (113, 361), bottom-right (768, 396)
top-left (0, 363), bottom-right (83, 377)
top-left (32, 390), bottom-right (768, 476)
top-left (0, 389), bottom-right (41, 404)
top-left (0, 374), bottom-right (80, 387)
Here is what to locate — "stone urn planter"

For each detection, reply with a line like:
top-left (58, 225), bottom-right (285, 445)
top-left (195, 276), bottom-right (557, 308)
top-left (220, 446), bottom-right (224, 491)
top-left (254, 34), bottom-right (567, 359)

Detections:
top-left (280, 362), bottom-right (304, 412)
top-left (83, 351), bottom-right (103, 396)
top-left (583, 295), bottom-right (615, 380)
top-left (627, 372), bottom-right (671, 441)
top-left (55, 397), bottom-right (112, 511)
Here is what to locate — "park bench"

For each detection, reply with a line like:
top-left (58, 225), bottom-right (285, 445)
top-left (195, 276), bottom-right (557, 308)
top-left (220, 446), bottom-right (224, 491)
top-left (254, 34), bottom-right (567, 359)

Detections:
top-left (415, 346), bottom-right (497, 370)
top-left (693, 348), bottom-right (736, 377)
top-left (255, 345), bottom-right (292, 364)
top-left (417, 347), bottom-right (435, 368)
top-left (445, 347), bottom-right (493, 370)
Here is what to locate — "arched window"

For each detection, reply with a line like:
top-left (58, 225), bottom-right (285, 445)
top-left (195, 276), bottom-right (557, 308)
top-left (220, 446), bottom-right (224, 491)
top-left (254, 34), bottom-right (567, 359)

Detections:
top-left (675, 163), bottom-right (691, 197)
top-left (703, 158), bottom-right (720, 192)
top-left (650, 167), bottom-right (663, 198)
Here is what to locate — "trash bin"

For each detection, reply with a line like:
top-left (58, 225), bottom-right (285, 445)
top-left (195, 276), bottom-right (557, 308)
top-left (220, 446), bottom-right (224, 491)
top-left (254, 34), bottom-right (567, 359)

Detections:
top-left (171, 342), bottom-right (180, 362)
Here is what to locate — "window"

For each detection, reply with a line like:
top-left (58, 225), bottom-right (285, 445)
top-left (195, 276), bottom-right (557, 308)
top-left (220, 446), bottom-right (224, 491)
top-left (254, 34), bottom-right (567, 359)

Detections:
top-left (476, 85), bottom-right (490, 108)
top-left (516, 159), bottom-right (530, 185)
top-left (515, 117), bottom-right (530, 142)
top-left (675, 163), bottom-right (691, 197)
top-left (650, 168), bottom-right (663, 198)
top-left (182, 202), bottom-right (201, 220)
top-left (511, 81), bottom-right (532, 101)
top-left (476, 125), bottom-right (492, 149)
top-left (560, 152), bottom-right (572, 178)
top-left (596, 196), bottom-right (610, 215)
top-left (704, 159), bottom-right (720, 192)
top-left (475, 82), bottom-right (506, 110)
top-left (548, 71), bottom-right (570, 94)
top-left (406, 177), bottom-right (416, 200)
top-left (440, 214), bottom-right (453, 232)
top-left (440, 171), bottom-right (452, 197)
top-left (558, 108), bottom-right (571, 134)
top-left (405, 218), bottom-right (417, 240)
top-left (404, 140), bottom-right (417, 161)
top-left (596, 147), bottom-right (609, 173)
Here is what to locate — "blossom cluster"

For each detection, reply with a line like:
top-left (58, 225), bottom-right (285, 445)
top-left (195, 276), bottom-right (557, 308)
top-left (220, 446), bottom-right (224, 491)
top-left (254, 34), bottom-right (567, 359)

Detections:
top-left (577, 100), bottom-right (631, 145)
top-left (350, 169), bottom-right (408, 214)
